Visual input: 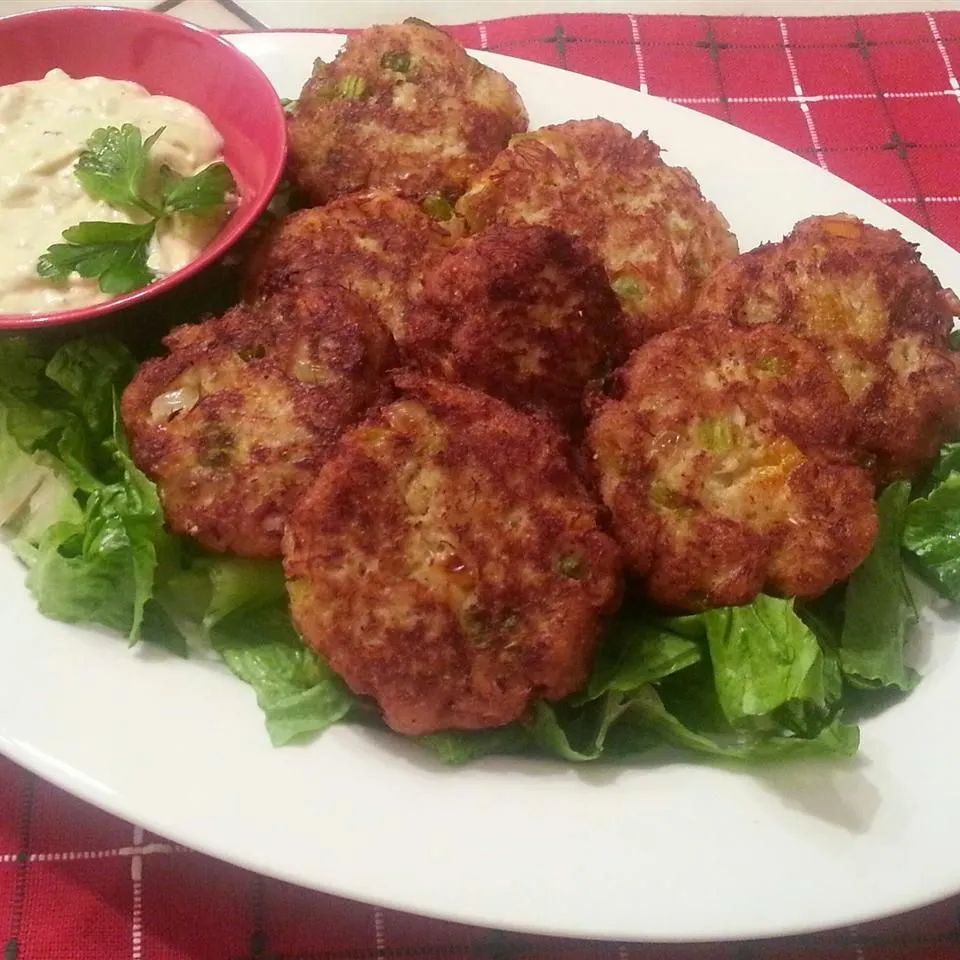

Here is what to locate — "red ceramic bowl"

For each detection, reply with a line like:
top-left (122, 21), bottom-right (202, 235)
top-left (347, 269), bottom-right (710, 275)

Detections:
top-left (0, 5), bottom-right (287, 330)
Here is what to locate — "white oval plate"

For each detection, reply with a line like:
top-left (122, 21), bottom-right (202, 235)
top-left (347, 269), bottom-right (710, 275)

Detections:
top-left (3, 33), bottom-right (960, 944)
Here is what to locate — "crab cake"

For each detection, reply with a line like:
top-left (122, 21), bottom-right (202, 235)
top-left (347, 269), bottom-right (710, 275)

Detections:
top-left (692, 215), bottom-right (960, 481)
top-left (245, 190), bottom-right (454, 342)
top-left (401, 224), bottom-right (627, 431)
top-left (456, 118), bottom-right (738, 345)
top-left (283, 376), bottom-right (623, 735)
top-left (122, 287), bottom-right (394, 558)
top-left (287, 22), bottom-right (528, 205)
top-left (587, 322), bottom-right (878, 611)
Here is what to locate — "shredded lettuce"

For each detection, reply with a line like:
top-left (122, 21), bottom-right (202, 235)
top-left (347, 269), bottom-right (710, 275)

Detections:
top-left (0, 334), bottom-right (953, 767)
top-left (0, 336), bottom-right (353, 744)
top-left (430, 598), bottom-right (858, 765)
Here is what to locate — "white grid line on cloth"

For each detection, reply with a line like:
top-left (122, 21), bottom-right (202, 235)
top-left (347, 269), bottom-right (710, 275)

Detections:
top-left (627, 14), bottom-right (649, 95)
top-left (131, 824), bottom-right (144, 960)
top-left (21, 841), bottom-right (184, 863)
top-left (0, 854), bottom-right (18, 863)
top-left (926, 12), bottom-right (960, 90)
top-left (778, 17), bottom-right (827, 169)
top-left (670, 89), bottom-right (960, 104)
top-left (478, 20), bottom-right (488, 50)
top-left (883, 194), bottom-right (960, 201)
top-left (374, 905), bottom-right (387, 959)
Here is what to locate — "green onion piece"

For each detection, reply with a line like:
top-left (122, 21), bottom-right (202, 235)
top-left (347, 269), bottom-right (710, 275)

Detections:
top-left (697, 417), bottom-right (737, 453)
top-left (336, 75), bottom-right (367, 99)
top-left (612, 274), bottom-right (646, 299)
top-left (756, 354), bottom-right (789, 376)
top-left (421, 194), bottom-right (454, 221)
top-left (555, 554), bottom-right (586, 579)
top-left (650, 480), bottom-right (682, 510)
top-left (380, 50), bottom-right (411, 72)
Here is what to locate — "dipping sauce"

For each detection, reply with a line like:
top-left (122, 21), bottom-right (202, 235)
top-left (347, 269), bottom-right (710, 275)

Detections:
top-left (0, 69), bottom-right (228, 314)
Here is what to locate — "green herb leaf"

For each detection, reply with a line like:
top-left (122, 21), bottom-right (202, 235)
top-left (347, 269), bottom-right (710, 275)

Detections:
top-left (75, 123), bottom-right (165, 216)
top-left (38, 221), bottom-right (155, 295)
top-left (840, 481), bottom-right (918, 691)
top-left (159, 161), bottom-right (236, 215)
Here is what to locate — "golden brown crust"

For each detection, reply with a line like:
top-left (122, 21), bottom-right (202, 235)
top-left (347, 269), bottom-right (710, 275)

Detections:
top-left (456, 118), bottom-right (738, 345)
top-left (287, 23), bottom-right (528, 204)
top-left (692, 214), bottom-right (960, 481)
top-left (401, 224), bottom-right (627, 432)
top-left (121, 287), bottom-right (395, 558)
top-left (283, 376), bottom-right (623, 734)
top-left (245, 190), bottom-right (455, 342)
top-left (587, 322), bottom-right (878, 610)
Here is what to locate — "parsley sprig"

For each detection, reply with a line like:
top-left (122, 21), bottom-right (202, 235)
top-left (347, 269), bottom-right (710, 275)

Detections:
top-left (38, 124), bottom-right (236, 296)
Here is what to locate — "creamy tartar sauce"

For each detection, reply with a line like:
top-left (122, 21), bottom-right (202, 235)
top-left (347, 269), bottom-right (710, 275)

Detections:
top-left (0, 69), bottom-right (227, 314)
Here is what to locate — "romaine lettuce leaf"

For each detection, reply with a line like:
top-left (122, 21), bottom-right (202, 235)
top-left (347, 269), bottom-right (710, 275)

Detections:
top-left (418, 726), bottom-right (532, 765)
top-left (581, 613), bottom-right (702, 701)
top-left (0, 338), bottom-right (168, 639)
top-left (841, 482), bottom-right (918, 691)
top-left (25, 425), bottom-right (172, 639)
top-left (701, 595), bottom-right (840, 730)
top-left (904, 444), bottom-right (960, 601)
top-left (211, 601), bottom-right (355, 746)
top-left (161, 555), bottom-right (358, 746)
top-left (523, 597), bottom-right (855, 764)
top-left (623, 684), bottom-right (858, 760)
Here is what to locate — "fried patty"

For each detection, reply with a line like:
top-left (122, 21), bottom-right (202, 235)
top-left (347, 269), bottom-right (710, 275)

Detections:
top-left (287, 22), bottom-right (528, 205)
top-left (587, 322), bottom-right (878, 610)
top-left (122, 287), bottom-right (394, 558)
top-left (692, 214), bottom-right (960, 481)
top-left (283, 375), bottom-right (623, 734)
top-left (245, 190), bottom-right (455, 342)
top-left (401, 224), bottom-right (627, 432)
top-left (456, 118), bottom-right (738, 345)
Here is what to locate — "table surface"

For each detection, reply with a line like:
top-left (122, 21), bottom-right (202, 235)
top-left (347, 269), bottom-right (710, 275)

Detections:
top-left (5, 3), bottom-right (960, 959)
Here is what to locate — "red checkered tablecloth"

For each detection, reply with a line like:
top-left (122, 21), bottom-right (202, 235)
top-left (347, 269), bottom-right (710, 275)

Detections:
top-left (5, 10), bottom-right (960, 959)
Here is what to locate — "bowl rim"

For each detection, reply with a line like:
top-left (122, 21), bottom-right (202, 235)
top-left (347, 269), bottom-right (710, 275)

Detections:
top-left (0, 4), bottom-right (287, 331)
